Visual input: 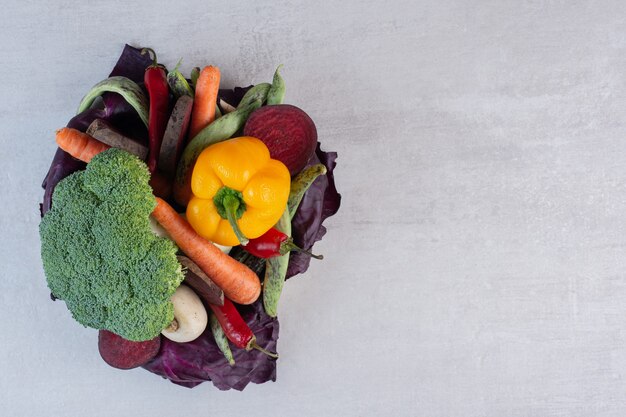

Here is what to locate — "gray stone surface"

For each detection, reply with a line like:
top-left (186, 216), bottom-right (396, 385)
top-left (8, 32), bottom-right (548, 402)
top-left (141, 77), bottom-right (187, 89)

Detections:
top-left (3, 1), bottom-right (626, 416)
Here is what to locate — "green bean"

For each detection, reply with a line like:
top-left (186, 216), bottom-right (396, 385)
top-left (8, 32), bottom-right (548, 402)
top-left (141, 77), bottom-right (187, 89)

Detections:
top-left (167, 59), bottom-right (194, 98)
top-left (266, 65), bottom-right (285, 105)
top-left (77, 76), bottom-right (149, 127)
top-left (263, 208), bottom-right (291, 317)
top-left (237, 83), bottom-right (271, 109)
top-left (190, 67), bottom-right (201, 89)
top-left (287, 164), bottom-right (327, 218)
top-left (210, 312), bottom-right (235, 366)
top-left (174, 100), bottom-right (263, 189)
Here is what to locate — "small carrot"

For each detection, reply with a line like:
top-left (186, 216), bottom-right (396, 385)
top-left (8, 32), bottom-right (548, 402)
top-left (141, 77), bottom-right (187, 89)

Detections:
top-left (55, 127), bottom-right (110, 162)
top-left (55, 127), bottom-right (172, 199)
top-left (151, 197), bottom-right (261, 305)
top-left (189, 66), bottom-right (220, 139)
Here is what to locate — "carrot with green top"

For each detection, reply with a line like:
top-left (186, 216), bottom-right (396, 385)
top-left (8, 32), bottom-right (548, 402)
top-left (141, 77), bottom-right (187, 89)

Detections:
top-left (151, 197), bottom-right (261, 305)
top-left (189, 66), bottom-right (220, 138)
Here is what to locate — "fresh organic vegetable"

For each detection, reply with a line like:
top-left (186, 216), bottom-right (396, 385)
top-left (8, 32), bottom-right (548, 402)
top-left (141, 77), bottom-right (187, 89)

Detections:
top-left (39, 148), bottom-right (184, 341)
top-left (167, 59), bottom-right (194, 98)
top-left (159, 95), bottom-right (193, 176)
top-left (55, 127), bottom-right (110, 162)
top-left (287, 145), bottom-right (341, 278)
top-left (142, 49), bottom-right (170, 173)
top-left (151, 197), bottom-right (261, 305)
top-left (262, 209), bottom-right (290, 317)
top-left (288, 163), bottom-right (327, 218)
top-left (190, 67), bottom-right (201, 88)
top-left (243, 104), bottom-right (318, 176)
top-left (178, 255), bottom-right (224, 306)
top-left (189, 65), bottom-right (221, 138)
top-left (209, 298), bottom-right (277, 358)
top-left (185, 136), bottom-right (291, 246)
top-left (143, 299), bottom-right (278, 390)
top-left (98, 330), bottom-right (161, 370)
top-left (86, 119), bottom-right (148, 160)
top-left (210, 312), bottom-right (235, 366)
top-left (77, 76), bottom-right (149, 128)
top-left (173, 101), bottom-right (262, 206)
top-left (266, 65), bottom-right (285, 105)
top-left (55, 127), bottom-right (172, 198)
top-left (161, 284), bottom-right (208, 343)
top-left (245, 226), bottom-right (323, 259)
top-left (228, 246), bottom-right (266, 277)
top-left (237, 83), bottom-right (270, 109)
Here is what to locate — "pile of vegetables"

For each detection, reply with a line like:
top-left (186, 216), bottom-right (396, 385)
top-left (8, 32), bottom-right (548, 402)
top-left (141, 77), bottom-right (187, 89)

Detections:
top-left (39, 45), bottom-right (340, 391)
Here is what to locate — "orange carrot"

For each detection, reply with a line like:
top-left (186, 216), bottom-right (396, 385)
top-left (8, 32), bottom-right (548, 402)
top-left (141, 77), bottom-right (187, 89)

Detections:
top-left (152, 197), bottom-right (261, 305)
top-left (55, 127), bottom-right (110, 162)
top-left (55, 127), bottom-right (172, 199)
top-left (189, 66), bottom-right (220, 138)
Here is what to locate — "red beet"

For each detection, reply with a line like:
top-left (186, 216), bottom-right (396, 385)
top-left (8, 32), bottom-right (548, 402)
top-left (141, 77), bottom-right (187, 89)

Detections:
top-left (244, 104), bottom-right (317, 176)
top-left (98, 330), bottom-right (161, 370)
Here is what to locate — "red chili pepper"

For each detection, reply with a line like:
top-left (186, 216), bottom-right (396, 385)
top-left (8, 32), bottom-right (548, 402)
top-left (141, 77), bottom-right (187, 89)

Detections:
top-left (142, 48), bottom-right (170, 174)
top-left (208, 298), bottom-right (278, 358)
top-left (244, 227), bottom-right (324, 260)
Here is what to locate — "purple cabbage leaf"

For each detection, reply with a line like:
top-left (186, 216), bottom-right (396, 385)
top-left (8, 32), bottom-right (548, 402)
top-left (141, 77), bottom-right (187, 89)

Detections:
top-left (287, 144), bottom-right (341, 278)
top-left (142, 300), bottom-right (278, 391)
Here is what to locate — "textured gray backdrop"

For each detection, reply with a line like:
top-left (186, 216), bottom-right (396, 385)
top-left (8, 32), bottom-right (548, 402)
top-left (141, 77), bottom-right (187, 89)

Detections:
top-left (3, 1), bottom-right (626, 416)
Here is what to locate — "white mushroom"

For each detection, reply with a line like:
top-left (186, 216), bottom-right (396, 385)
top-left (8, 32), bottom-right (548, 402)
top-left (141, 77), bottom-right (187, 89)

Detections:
top-left (161, 284), bottom-right (208, 343)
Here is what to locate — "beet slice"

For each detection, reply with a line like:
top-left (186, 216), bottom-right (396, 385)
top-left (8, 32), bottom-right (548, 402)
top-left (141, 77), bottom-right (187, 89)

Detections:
top-left (243, 104), bottom-right (317, 176)
top-left (98, 330), bottom-right (161, 370)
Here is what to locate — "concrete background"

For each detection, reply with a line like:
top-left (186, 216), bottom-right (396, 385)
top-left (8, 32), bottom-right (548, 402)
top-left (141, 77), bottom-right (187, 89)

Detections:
top-left (2, 0), bottom-right (626, 416)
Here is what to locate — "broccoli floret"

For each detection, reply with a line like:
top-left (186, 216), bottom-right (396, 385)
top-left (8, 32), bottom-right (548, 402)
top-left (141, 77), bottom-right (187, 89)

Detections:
top-left (39, 148), bottom-right (184, 341)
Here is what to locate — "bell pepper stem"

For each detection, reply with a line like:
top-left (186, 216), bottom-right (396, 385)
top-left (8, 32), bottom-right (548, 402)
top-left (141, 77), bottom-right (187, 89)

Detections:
top-left (222, 194), bottom-right (249, 245)
top-left (280, 238), bottom-right (324, 260)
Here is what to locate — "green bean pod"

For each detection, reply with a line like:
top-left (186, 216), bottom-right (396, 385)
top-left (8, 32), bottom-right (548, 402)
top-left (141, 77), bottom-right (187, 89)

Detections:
top-left (167, 60), bottom-right (194, 98)
top-left (237, 83), bottom-right (271, 109)
top-left (174, 100), bottom-right (263, 191)
top-left (263, 208), bottom-right (291, 317)
top-left (210, 312), bottom-right (235, 366)
top-left (266, 65), bottom-right (285, 105)
top-left (190, 67), bottom-right (201, 89)
top-left (287, 164), bottom-right (327, 218)
top-left (77, 76), bottom-right (149, 128)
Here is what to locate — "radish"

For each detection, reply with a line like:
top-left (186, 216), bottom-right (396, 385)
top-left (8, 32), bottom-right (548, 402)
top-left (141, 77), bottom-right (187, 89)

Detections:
top-left (243, 104), bottom-right (317, 176)
top-left (98, 330), bottom-right (160, 370)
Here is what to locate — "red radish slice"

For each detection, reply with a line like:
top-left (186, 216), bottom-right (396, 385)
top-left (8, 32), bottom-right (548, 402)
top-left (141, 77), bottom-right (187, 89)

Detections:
top-left (243, 104), bottom-right (317, 176)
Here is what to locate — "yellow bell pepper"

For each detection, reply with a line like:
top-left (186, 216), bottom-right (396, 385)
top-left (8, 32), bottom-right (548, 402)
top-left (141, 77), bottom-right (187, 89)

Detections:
top-left (186, 136), bottom-right (291, 246)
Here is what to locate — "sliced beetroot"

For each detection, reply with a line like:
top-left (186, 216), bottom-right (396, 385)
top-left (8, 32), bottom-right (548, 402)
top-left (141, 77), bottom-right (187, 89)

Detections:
top-left (98, 330), bottom-right (161, 370)
top-left (243, 104), bottom-right (317, 176)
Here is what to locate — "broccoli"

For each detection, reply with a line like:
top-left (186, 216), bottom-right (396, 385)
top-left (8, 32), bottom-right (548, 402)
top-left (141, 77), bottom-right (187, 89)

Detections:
top-left (39, 148), bottom-right (184, 341)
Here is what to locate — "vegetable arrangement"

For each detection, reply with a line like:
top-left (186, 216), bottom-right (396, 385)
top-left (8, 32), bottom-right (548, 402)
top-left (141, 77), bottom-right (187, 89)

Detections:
top-left (39, 44), bottom-right (341, 391)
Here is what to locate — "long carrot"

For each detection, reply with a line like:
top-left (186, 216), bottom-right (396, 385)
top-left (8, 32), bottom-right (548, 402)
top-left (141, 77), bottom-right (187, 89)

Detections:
top-left (189, 66), bottom-right (220, 138)
top-left (152, 197), bottom-right (261, 305)
top-left (55, 127), bottom-right (110, 162)
top-left (55, 127), bottom-right (172, 198)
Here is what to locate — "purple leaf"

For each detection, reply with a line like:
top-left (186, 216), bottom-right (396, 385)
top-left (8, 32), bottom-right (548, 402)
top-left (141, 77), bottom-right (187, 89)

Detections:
top-left (142, 300), bottom-right (278, 391)
top-left (287, 144), bottom-right (341, 278)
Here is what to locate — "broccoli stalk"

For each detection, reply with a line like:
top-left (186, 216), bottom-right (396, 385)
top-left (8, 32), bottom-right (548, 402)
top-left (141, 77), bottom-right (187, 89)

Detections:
top-left (39, 149), bottom-right (184, 341)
